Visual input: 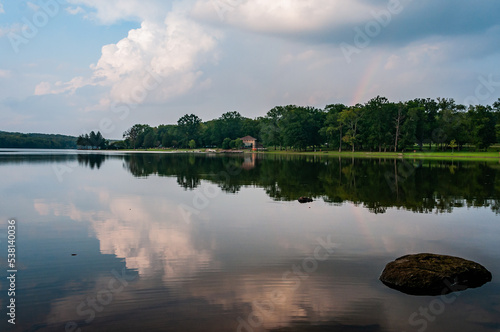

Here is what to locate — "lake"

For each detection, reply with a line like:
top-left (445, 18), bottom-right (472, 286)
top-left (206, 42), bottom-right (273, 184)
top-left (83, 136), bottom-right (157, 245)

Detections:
top-left (0, 150), bottom-right (499, 332)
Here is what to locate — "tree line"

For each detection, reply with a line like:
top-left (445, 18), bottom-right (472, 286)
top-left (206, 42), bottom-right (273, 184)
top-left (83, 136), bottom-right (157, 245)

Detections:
top-left (1, 96), bottom-right (498, 151)
top-left (116, 96), bottom-right (500, 151)
top-left (0, 131), bottom-right (77, 149)
top-left (76, 131), bottom-right (108, 149)
top-left (119, 111), bottom-right (260, 150)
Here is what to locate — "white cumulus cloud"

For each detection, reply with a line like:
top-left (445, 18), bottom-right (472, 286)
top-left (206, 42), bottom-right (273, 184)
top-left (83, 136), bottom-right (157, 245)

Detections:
top-left (35, 8), bottom-right (220, 107)
top-left (34, 76), bottom-right (89, 96)
top-left (0, 2), bottom-right (4, 14)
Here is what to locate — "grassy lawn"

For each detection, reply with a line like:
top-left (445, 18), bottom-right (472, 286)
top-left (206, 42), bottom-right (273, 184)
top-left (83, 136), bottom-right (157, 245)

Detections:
top-left (122, 148), bottom-right (191, 152)
top-left (119, 146), bottom-right (500, 161)
top-left (258, 148), bottom-right (500, 161)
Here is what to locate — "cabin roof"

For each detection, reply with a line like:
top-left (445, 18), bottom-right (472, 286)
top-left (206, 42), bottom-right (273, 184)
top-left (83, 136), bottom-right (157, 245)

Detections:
top-left (240, 136), bottom-right (257, 141)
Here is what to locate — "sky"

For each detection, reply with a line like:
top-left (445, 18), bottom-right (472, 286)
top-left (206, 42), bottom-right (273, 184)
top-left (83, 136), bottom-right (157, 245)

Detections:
top-left (0, 0), bottom-right (500, 138)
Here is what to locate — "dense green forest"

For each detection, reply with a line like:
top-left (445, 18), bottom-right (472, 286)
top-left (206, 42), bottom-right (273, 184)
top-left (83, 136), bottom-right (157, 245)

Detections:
top-left (2, 96), bottom-right (499, 151)
top-left (0, 131), bottom-right (77, 149)
top-left (119, 96), bottom-right (500, 151)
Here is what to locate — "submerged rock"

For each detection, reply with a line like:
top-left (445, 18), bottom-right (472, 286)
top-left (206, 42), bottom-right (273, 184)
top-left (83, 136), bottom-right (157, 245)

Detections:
top-left (298, 197), bottom-right (313, 203)
top-left (380, 253), bottom-right (492, 295)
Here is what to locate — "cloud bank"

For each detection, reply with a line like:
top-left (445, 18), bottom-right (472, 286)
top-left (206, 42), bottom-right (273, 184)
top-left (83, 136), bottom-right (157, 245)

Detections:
top-left (2, 0), bottom-right (499, 135)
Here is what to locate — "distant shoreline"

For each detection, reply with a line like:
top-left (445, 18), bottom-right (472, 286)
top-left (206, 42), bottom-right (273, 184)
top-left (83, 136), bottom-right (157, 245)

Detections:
top-left (1, 147), bottom-right (499, 161)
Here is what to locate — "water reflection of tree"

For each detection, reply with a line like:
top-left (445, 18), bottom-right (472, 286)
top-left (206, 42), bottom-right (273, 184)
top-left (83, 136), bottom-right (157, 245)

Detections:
top-left (124, 154), bottom-right (245, 192)
top-left (77, 154), bottom-right (107, 169)
top-left (122, 153), bottom-right (500, 215)
top-left (0, 154), bottom-right (76, 165)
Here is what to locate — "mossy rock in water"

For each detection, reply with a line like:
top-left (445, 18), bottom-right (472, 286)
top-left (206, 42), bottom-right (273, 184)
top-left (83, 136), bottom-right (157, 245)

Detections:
top-left (380, 253), bottom-right (492, 295)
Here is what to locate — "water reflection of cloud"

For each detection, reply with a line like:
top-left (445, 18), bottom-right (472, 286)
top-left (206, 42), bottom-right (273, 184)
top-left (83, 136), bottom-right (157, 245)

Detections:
top-left (33, 189), bottom-right (214, 284)
top-left (45, 273), bottom-right (139, 326)
top-left (44, 258), bottom-right (400, 331)
top-left (32, 188), bottom-right (404, 330)
top-left (173, 259), bottom-right (410, 331)
top-left (29, 176), bottom-right (500, 331)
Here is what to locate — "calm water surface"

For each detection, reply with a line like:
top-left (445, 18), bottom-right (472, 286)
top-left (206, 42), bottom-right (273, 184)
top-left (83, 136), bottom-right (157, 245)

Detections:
top-left (0, 150), bottom-right (499, 332)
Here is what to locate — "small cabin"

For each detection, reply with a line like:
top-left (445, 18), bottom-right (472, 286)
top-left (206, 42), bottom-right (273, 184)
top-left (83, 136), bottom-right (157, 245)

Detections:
top-left (240, 136), bottom-right (257, 149)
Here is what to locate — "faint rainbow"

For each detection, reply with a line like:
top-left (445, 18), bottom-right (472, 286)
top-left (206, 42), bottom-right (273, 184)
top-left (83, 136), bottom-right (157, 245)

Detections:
top-left (350, 54), bottom-right (384, 106)
top-left (350, 203), bottom-right (378, 250)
